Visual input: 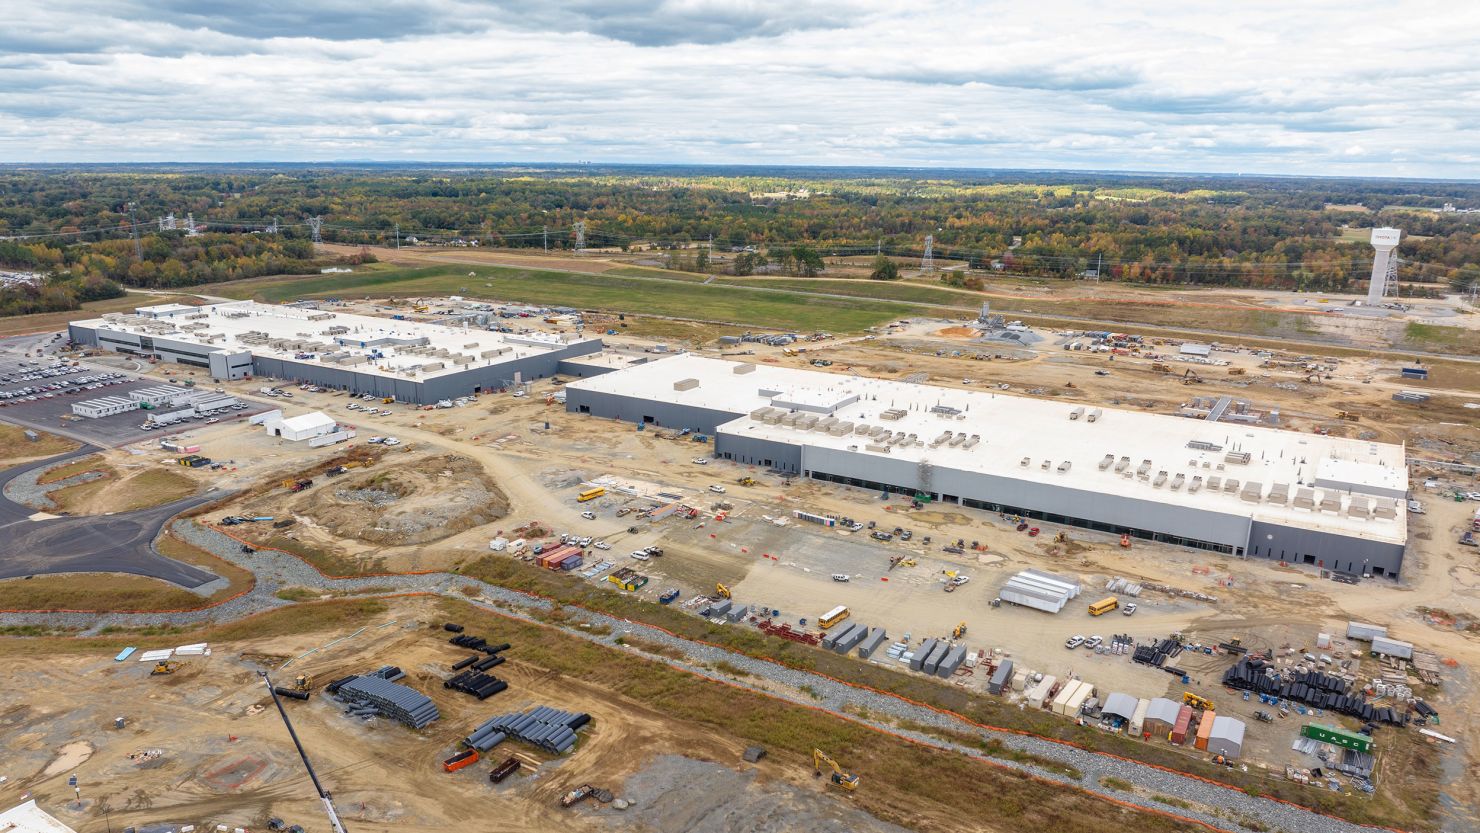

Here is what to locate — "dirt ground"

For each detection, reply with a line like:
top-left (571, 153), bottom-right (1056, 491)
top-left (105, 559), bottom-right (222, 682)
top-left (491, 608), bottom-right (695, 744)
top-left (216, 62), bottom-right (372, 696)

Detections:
top-left (0, 596), bottom-right (924, 833)
top-left (48, 289), bottom-right (1480, 829)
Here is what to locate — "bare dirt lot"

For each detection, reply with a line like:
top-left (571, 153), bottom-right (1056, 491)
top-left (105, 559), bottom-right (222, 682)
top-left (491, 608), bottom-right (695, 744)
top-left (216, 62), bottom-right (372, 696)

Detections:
top-left (296, 452), bottom-right (508, 546)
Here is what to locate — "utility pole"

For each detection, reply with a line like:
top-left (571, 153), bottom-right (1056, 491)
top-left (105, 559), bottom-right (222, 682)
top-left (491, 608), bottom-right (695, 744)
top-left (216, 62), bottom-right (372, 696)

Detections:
top-left (543, 225), bottom-right (548, 253)
top-left (126, 202), bottom-right (143, 260)
top-left (260, 673), bottom-right (348, 833)
top-left (574, 221), bottom-right (585, 251)
top-left (394, 223), bottom-right (400, 250)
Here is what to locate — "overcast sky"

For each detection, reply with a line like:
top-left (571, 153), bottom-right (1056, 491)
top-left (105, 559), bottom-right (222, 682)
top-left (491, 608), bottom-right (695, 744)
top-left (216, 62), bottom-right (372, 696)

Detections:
top-left (3, 0), bottom-right (1477, 177)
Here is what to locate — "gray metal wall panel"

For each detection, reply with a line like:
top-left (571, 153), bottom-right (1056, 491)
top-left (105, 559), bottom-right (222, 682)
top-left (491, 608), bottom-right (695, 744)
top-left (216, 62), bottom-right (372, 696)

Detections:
top-left (565, 388), bottom-right (741, 433)
top-left (1247, 520), bottom-right (1405, 577)
top-left (715, 433), bottom-right (803, 473)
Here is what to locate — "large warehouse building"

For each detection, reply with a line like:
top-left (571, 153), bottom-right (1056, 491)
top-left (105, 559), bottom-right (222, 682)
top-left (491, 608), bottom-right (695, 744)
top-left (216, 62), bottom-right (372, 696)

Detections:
top-left (566, 354), bottom-right (1408, 577)
top-left (69, 301), bottom-right (601, 404)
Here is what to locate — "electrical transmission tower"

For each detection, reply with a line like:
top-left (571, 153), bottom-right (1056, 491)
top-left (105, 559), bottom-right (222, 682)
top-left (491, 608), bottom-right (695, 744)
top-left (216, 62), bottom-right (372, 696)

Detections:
top-left (184, 213), bottom-right (199, 237)
top-left (308, 216), bottom-right (323, 245)
top-left (921, 235), bottom-right (935, 272)
top-left (574, 221), bottom-right (585, 251)
top-left (267, 217), bottom-right (279, 235)
top-left (159, 213), bottom-right (176, 231)
top-left (126, 202), bottom-right (143, 259)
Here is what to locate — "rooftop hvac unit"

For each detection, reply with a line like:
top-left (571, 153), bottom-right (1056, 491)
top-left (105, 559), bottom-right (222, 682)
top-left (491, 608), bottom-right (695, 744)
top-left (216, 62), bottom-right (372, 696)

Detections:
top-left (1087, 408), bottom-right (1103, 422)
top-left (865, 443), bottom-right (892, 454)
top-left (1206, 476), bottom-right (1221, 491)
top-left (1136, 460), bottom-right (1152, 478)
top-left (1170, 473), bottom-right (1185, 490)
top-left (1267, 483), bottom-right (1290, 505)
top-left (674, 378), bottom-right (699, 391)
top-left (733, 363), bottom-right (757, 375)
top-left (1069, 407), bottom-right (1085, 421)
top-left (1115, 456), bottom-right (1130, 472)
top-left (1320, 494), bottom-right (1342, 513)
top-left (880, 408), bottom-right (908, 421)
top-left (962, 435), bottom-right (980, 449)
top-left (1056, 461), bottom-right (1071, 473)
top-left (1225, 451), bottom-right (1252, 465)
top-left (1188, 476), bottom-right (1203, 493)
top-left (1239, 482), bottom-right (1263, 502)
top-left (1099, 454), bottom-right (1115, 470)
top-left (1347, 498), bottom-right (1371, 519)
top-left (1293, 487), bottom-right (1315, 509)
top-left (1020, 456), bottom-right (1031, 467)
top-left (1153, 471), bottom-right (1167, 487)
top-left (1223, 478), bottom-right (1239, 493)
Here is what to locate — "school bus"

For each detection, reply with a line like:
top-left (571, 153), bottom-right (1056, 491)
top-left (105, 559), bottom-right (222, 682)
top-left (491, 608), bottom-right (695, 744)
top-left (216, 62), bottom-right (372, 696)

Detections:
top-left (1088, 596), bottom-right (1119, 616)
top-left (819, 605), bottom-right (851, 629)
top-left (577, 487), bottom-right (606, 502)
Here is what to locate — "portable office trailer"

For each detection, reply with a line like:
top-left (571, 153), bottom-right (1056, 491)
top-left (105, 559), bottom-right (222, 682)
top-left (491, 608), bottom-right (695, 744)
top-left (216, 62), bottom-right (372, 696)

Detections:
top-left (988, 659), bottom-right (1014, 694)
top-left (1346, 621), bottom-right (1388, 642)
top-left (1052, 680), bottom-right (1083, 715)
top-left (1370, 636), bottom-right (1413, 659)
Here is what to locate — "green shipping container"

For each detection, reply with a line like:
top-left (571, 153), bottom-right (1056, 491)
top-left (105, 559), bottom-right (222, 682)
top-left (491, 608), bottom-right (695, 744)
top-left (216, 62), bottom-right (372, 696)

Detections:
top-left (1300, 723), bottom-right (1372, 753)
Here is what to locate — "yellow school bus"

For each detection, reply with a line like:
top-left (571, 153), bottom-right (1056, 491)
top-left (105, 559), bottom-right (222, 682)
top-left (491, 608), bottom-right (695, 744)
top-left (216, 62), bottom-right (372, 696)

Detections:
top-left (819, 605), bottom-right (851, 629)
top-left (1088, 596), bottom-right (1119, 616)
top-left (577, 487), bottom-right (606, 502)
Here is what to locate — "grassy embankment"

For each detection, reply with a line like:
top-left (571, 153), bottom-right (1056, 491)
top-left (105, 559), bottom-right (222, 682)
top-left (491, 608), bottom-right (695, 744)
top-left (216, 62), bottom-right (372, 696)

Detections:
top-left (0, 424), bottom-right (79, 466)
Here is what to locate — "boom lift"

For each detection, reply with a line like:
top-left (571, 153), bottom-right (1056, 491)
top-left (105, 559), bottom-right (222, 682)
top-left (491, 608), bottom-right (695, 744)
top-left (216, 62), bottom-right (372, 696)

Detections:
top-left (261, 673), bottom-right (349, 833)
top-left (812, 748), bottom-right (860, 791)
top-left (1183, 692), bottom-right (1215, 711)
top-left (715, 582), bottom-right (732, 599)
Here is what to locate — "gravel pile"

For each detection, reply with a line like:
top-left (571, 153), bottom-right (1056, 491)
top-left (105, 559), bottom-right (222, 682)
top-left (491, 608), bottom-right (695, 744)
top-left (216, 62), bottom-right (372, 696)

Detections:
top-left (334, 488), bottom-right (399, 506)
top-left (0, 525), bottom-right (1384, 833)
top-left (2, 465), bottom-right (106, 512)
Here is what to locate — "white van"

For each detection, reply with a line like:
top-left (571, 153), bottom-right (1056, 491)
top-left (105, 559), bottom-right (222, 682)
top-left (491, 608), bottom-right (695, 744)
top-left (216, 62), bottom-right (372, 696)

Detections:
top-left (508, 538), bottom-right (527, 553)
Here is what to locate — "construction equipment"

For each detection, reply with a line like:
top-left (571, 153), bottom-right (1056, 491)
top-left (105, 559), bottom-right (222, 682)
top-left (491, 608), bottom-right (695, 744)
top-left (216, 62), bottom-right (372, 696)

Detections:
top-left (1120, 533), bottom-right (1131, 549)
top-left (952, 622), bottom-right (967, 639)
top-left (1151, 363), bottom-right (1171, 373)
top-left (150, 661), bottom-right (180, 676)
top-left (1183, 692), bottom-right (1215, 711)
top-left (1228, 367), bottom-right (1246, 376)
top-left (715, 582), bottom-right (732, 599)
top-left (898, 558), bottom-right (916, 568)
top-left (736, 477), bottom-right (757, 487)
top-left (1053, 531), bottom-right (1068, 544)
top-left (560, 784), bottom-right (597, 808)
top-left (1336, 411), bottom-right (1361, 422)
top-left (289, 674), bottom-right (312, 692)
top-left (1181, 369), bottom-right (1203, 385)
top-left (812, 749), bottom-right (859, 791)
top-left (260, 673), bottom-right (349, 833)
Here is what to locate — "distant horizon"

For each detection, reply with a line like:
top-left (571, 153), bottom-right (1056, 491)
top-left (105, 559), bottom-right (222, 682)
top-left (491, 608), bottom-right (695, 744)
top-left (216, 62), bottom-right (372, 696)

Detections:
top-left (3, 160), bottom-right (1480, 186)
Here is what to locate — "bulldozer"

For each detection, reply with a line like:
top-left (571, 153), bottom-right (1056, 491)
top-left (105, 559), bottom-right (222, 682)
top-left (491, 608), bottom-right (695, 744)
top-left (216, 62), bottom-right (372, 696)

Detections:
top-left (952, 622), bottom-right (968, 639)
top-left (150, 661), bottom-right (180, 676)
top-left (288, 674), bottom-right (311, 692)
top-left (736, 477), bottom-right (757, 487)
top-left (1183, 692), bottom-right (1215, 711)
top-left (812, 748), bottom-right (859, 792)
top-left (715, 582), bottom-right (732, 599)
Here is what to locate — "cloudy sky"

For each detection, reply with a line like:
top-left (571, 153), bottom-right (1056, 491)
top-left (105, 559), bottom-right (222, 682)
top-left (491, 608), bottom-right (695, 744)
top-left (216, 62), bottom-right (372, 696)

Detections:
top-left (3, 0), bottom-right (1477, 176)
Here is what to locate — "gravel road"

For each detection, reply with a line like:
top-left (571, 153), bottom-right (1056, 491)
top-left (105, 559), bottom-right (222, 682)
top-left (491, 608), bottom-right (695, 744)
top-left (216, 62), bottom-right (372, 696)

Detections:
top-left (0, 520), bottom-right (1391, 833)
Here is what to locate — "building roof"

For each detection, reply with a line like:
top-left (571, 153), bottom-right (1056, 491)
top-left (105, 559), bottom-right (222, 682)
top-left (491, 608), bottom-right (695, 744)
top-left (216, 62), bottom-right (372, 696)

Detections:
top-left (570, 355), bottom-right (1407, 544)
top-left (1102, 692), bottom-right (1140, 720)
top-left (1144, 697), bottom-right (1182, 725)
top-left (1180, 343), bottom-right (1212, 356)
top-left (74, 301), bottom-right (599, 382)
top-left (280, 411), bottom-right (337, 433)
top-left (1210, 715), bottom-right (1246, 745)
top-left (0, 801), bottom-right (79, 833)
top-left (135, 302), bottom-right (197, 316)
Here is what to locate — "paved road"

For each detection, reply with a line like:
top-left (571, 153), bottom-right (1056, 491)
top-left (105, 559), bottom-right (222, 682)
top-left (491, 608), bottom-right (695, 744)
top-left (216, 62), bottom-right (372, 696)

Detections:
top-left (0, 447), bottom-right (220, 587)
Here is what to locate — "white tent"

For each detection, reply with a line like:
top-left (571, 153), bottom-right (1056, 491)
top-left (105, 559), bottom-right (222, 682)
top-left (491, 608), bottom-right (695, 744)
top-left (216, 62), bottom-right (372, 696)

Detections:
top-left (0, 800), bottom-right (80, 833)
top-left (1207, 715), bottom-right (1246, 759)
top-left (263, 411), bottom-right (337, 441)
top-left (1102, 692), bottom-right (1139, 722)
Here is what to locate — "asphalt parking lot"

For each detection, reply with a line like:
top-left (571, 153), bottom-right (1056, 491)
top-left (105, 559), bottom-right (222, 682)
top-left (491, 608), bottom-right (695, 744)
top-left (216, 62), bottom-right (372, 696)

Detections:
top-left (0, 344), bottom-right (269, 448)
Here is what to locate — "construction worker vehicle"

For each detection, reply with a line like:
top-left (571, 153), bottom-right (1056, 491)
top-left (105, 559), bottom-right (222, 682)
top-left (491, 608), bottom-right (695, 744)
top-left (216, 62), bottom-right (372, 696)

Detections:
top-left (1183, 692), bottom-right (1215, 711)
top-left (812, 749), bottom-right (860, 791)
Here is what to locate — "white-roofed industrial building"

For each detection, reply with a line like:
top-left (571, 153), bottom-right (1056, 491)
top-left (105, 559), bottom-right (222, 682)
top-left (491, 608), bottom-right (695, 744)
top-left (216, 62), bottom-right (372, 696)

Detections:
top-left (565, 354), bottom-right (1409, 577)
top-left (68, 301), bottom-right (602, 404)
top-left (0, 800), bottom-right (79, 833)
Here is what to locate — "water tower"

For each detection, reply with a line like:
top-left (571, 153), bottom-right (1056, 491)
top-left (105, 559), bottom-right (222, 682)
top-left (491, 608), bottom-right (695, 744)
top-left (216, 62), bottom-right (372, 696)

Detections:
top-left (1365, 227), bottom-right (1401, 304)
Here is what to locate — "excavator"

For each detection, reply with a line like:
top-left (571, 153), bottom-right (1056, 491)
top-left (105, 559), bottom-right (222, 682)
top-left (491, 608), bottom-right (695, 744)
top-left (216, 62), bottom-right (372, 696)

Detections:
top-left (150, 661), bottom-right (180, 676)
top-left (1181, 369), bottom-right (1203, 385)
top-left (715, 582), bottom-right (732, 599)
top-left (952, 622), bottom-right (967, 639)
top-left (812, 748), bottom-right (860, 791)
top-left (736, 477), bottom-right (757, 487)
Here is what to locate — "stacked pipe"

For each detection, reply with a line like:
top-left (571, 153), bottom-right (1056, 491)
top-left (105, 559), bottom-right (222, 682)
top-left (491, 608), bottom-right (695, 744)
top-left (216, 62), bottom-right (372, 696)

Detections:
top-left (463, 715), bottom-right (511, 752)
top-left (482, 706), bottom-right (589, 754)
top-left (472, 655), bottom-right (505, 672)
top-left (445, 670), bottom-right (508, 700)
top-left (1221, 658), bottom-right (1407, 726)
top-left (273, 686), bottom-right (310, 701)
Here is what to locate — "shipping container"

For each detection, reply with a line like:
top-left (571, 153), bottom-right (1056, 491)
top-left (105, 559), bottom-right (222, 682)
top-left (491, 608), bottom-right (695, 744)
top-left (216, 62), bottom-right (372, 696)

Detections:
top-left (988, 659), bottom-right (1014, 694)
top-left (1170, 705), bottom-right (1194, 744)
top-left (1194, 710), bottom-right (1216, 750)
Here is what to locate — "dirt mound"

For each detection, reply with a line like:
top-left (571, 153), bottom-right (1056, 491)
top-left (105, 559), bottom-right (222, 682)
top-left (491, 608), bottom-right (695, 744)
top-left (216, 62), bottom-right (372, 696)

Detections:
top-left (936, 326), bottom-right (979, 338)
top-left (296, 453), bottom-right (507, 545)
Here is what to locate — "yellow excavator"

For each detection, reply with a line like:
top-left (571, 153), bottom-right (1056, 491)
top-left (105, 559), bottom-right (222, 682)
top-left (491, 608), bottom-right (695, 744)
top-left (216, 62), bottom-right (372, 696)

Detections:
top-left (952, 622), bottom-right (967, 639)
top-left (812, 749), bottom-right (859, 791)
top-left (716, 582), bottom-right (732, 599)
top-left (736, 477), bottom-right (757, 487)
top-left (150, 661), bottom-right (180, 676)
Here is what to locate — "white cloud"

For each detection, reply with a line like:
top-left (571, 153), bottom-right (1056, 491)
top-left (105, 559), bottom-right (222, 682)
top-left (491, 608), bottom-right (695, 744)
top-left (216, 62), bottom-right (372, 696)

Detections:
top-left (0, 0), bottom-right (1477, 175)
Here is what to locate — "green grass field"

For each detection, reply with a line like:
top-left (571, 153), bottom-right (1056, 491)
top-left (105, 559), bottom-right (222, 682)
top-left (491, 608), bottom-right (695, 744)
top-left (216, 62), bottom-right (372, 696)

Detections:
top-left (218, 265), bottom-right (912, 332)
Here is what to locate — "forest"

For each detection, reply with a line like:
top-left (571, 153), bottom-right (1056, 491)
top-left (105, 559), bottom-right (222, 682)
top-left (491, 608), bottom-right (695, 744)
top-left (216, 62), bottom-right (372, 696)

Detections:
top-left (2, 165), bottom-right (1478, 300)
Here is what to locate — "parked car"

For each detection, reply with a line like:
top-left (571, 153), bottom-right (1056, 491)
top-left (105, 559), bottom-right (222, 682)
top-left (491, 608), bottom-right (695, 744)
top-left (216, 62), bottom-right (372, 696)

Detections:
top-left (581, 510), bottom-right (596, 520)
top-left (1085, 635), bottom-right (1103, 649)
top-left (691, 458), bottom-right (709, 465)
top-left (1122, 603), bottom-right (1137, 616)
top-left (709, 484), bottom-right (726, 493)
top-left (1065, 635), bottom-right (1086, 649)
top-left (593, 541), bottom-right (611, 550)
top-left (630, 550), bottom-right (650, 561)
top-left (831, 574), bottom-right (850, 582)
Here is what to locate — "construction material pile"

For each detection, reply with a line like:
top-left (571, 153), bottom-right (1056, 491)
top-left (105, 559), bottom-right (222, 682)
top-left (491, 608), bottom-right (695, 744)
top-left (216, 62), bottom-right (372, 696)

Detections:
top-left (1132, 637), bottom-right (1185, 676)
top-left (330, 667), bottom-right (440, 729)
top-left (481, 706), bottom-right (590, 754)
top-left (1222, 658), bottom-right (1408, 726)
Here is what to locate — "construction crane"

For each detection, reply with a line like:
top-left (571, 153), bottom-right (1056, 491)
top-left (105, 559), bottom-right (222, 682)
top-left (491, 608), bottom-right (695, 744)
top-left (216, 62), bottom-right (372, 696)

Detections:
top-left (715, 582), bottom-right (732, 599)
top-left (812, 748), bottom-right (860, 791)
top-left (260, 673), bottom-right (349, 833)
